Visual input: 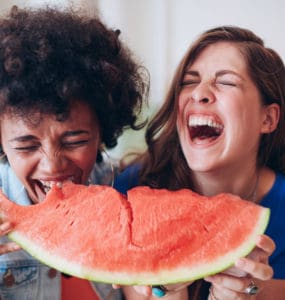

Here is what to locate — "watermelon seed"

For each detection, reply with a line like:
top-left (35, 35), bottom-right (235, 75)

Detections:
top-left (203, 224), bottom-right (209, 233)
top-left (64, 209), bottom-right (70, 216)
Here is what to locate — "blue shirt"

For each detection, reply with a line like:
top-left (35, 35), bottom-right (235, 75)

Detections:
top-left (260, 172), bottom-right (285, 279)
top-left (114, 166), bottom-right (285, 279)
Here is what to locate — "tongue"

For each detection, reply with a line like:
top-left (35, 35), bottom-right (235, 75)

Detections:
top-left (192, 135), bottom-right (218, 145)
top-left (191, 125), bottom-right (220, 144)
top-left (34, 184), bottom-right (47, 203)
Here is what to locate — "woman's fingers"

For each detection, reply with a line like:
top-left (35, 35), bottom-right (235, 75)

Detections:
top-left (205, 234), bottom-right (276, 300)
top-left (223, 234), bottom-right (275, 281)
top-left (112, 285), bottom-right (152, 296)
top-left (206, 273), bottom-right (260, 291)
top-left (113, 235), bottom-right (275, 298)
top-left (0, 221), bottom-right (12, 235)
top-left (206, 274), bottom-right (263, 300)
top-left (256, 234), bottom-right (276, 256)
top-left (235, 257), bottom-right (273, 280)
top-left (0, 221), bottom-right (21, 254)
top-left (112, 284), bottom-right (121, 289)
top-left (0, 242), bottom-right (21, 255)
top-left (133, 286), bottom-right (152, 296)
top-left (222, 265), bottom-right (248, 277)
top-left (245, 235), bottom-right (276, 263)
top-left (232, 235), bottom-right (275, 281)
top-left (210, 282), bottom-right (253, 300)
top-left (113, 283), bottom-right (192, 297)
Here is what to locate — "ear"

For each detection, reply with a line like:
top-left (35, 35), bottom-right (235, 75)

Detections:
top-left (261, 103), bottom-right (280, 133)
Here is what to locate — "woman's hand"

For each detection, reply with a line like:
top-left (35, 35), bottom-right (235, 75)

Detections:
top-left (135, 282), bottom-right (191, 297)
top-left (113, 282), bottom-right (192, 298)
top-left (113, 234), bottom-right (274, 299)
top-left (0, 221), bottom-right (21, 255)
top-left (205, 234), bottom-right (275, 299)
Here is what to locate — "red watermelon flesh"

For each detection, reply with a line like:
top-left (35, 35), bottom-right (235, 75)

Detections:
top-left (0, 182), bottom-right (269, 285)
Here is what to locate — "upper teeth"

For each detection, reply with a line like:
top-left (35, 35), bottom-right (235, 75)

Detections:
top-left (188, 115), bottom-right (223, 129)
top-left (39, 177), bottom-right (74, 193)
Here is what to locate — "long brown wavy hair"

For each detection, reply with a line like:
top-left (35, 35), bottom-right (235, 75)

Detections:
top-left (139, 26), bottom-right (285, 192)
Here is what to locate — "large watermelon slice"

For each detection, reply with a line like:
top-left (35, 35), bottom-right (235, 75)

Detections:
top-left (0, 182), bottom-right (269, 285)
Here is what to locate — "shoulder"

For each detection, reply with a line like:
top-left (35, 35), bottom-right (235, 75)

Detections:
top-left (114, 164), bottom-right (141, 195)
top-left (0, 161), bottom-right (31, 204)
top-left (262, 172), bottom-right (285, 279)
top-left (261, 172), bottom-right (285, 207)
top-left (0, 160), bottom-right (9, 186)
top-left (0, 161), bottom-right (20, 195)
top-left (274, 171), bottom-right (285, 190)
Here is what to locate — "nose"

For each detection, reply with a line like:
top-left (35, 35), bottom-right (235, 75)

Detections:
top-left (39, 150), bottom-right (69, 175)
top-left (190, 83), bottom-right (215, 104)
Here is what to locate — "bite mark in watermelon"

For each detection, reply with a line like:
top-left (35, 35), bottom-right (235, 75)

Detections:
top-left (0, 182), bottom-right (269, 285)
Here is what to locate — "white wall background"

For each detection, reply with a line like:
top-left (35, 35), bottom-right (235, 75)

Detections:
top-left (1, 0), bottom-right (284, 158)
top-left (96, 0), bottom-right (285, 110)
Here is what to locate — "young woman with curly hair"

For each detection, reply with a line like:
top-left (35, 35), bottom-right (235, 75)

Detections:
top-left (0, 6), bottom-right (148, 300)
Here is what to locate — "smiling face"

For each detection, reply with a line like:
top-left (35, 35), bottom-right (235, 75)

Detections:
top-left (176, 42), bottom-right (275, 175)
top-left (1, 100), bottom-right (101, 203)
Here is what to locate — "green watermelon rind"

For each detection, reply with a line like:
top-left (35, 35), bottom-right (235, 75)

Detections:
top-left (7, 207), bottom-right (270, 285)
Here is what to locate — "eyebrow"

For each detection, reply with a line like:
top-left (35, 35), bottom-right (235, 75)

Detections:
top-left (9, 134), bottom-right (39, 143)
top-left (9, 130), bottom-right (90, 143)
top-left (184, 69), bottom-right (244, 80)
top-left (63, 130), bottom-right (90, 137)
top-left (184, 70), bottom-right (199, 77)
top-left (215, 70), bottom-right (244, 80)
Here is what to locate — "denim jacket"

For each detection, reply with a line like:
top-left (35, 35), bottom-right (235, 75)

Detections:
top-left (0, 160), bottom-right (122, 300)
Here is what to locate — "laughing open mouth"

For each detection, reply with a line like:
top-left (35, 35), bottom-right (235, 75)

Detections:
top-left (37, 178), bottom-right (74, 194)
top-left (188, 115), bottom-right (223, 143)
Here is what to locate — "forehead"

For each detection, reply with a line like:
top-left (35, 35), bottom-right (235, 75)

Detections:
top-left (187, 42), bottom-right (247, 72)
top-left (2, 100), bottom-right (97, 127)
top-left (1, 100), bottom-right (99, 136)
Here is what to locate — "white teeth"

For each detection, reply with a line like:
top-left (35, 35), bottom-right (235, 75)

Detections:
top-left (39, 177), bottom-right (74, 193)
top-left (43, 186), bottom-right (50, 194)
top-left (188, 115), bottom-right (223, 129)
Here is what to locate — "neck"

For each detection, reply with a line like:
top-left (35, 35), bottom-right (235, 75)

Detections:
top-left (243, 172), bottom-right (259, 202)
top-left (191, 167), bottom-right (261, 201)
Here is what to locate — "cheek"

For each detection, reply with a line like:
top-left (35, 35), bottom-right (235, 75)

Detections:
top-left (7, 155), bottom-right (33, 181)
top-left (176, 94), bottom-right (188, 131)
top-left (79, 154), bottom-right (97, 171)
top-left (178, 90), bottom-right (189, 109)
top-left (73, 144), bottom-right (100, 171)
top-left (75, 152), bottom-right (98, 184)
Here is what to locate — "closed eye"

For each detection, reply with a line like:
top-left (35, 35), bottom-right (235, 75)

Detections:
top-left (63, 140), bottom-right (89, 148)
top-left (181, 80), bottom-right (199, 87)
top-left (217, 81), bottom-right (237, 87)
top-left (14, 145), bottom-right (39, 152)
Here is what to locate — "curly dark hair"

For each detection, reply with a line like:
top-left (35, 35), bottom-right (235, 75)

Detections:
top-left (0, 6), bottom-right (148, 151)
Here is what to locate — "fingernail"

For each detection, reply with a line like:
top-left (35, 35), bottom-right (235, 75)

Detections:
top-left (112, 284), bottom-right (120, 289)
top-left (135, 286), bottom-right (150, 296)
top-left (0, 222), bottom-right (11, 233)
top-left (235, 258), bottom-right (246, 268)
top-left (12, 243), bottom-right (21, 250)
